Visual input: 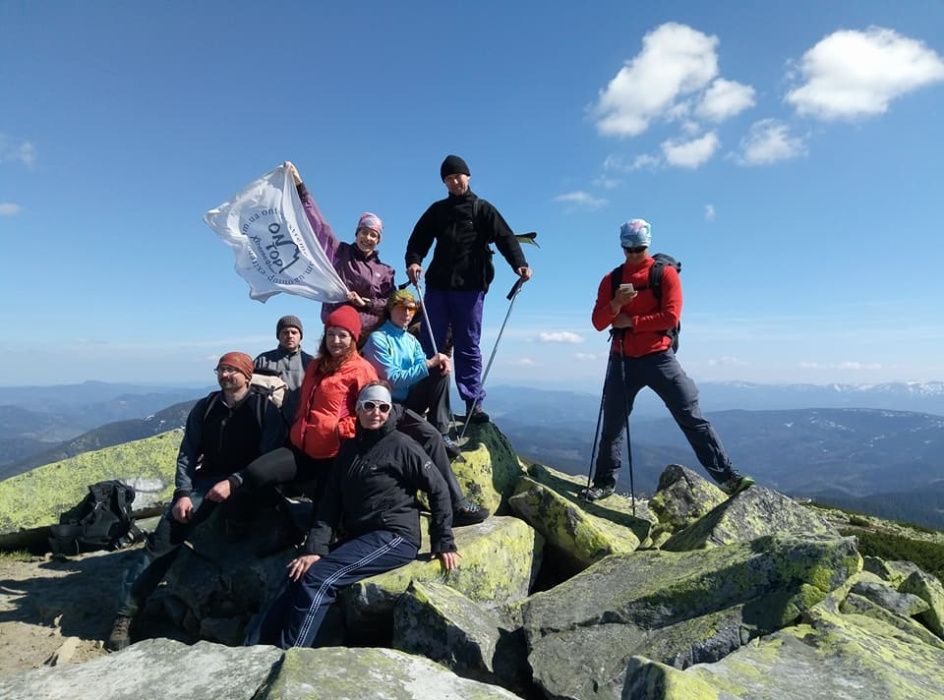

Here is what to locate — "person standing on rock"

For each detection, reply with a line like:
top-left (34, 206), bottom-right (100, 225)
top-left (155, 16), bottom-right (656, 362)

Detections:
top-left (582, 219), bottom-right (754, 502)
top-left (107, 351), bottom-right (285, 651)
top-left (405, 154), bottom-right (532, 423)
top-left (248, 381), bottom-right (459, 649)
top-left (253, 314), bottom-right (313, 423)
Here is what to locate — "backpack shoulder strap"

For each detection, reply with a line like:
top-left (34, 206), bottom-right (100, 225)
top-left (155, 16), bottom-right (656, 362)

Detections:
top-left (608, 264), bottom-right (623, 298)
top-left (202, 391), bottom-right (221, 422)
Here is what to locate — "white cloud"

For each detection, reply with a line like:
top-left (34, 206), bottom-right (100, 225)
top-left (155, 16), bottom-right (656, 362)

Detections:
top-left (0, 202), bottom-right (22, 216)
top-left (538, 331), bottom-right (584, 344)
top-left (592, 175), bottom-right (622, 190)
top-left (736, 119), bottom-right (806, 166)
top-left (508, 357), bottom-right (536, 367)
top-left (786, 27), bottom-right (944, 120)
top-left (553, 191), bottom-right (608, 210)
top-left (592, 22), bottom-right (719, 137)
top-left (630, 154), bottom-right (661, 170)
top-left (575, 352), bottom-right (601, 361)
top-left (0, 134), bottom-right (37, 168)
top-left (697, 78), bottom-right (756, 121)
top-left (799, 361), bottom-right (883, 370)
top-left (707, 356), bottom-right (747, 367)
top-left (704, 204), bottom-right (716, 221)
top-left (661, 132), bottom-right (719, 168)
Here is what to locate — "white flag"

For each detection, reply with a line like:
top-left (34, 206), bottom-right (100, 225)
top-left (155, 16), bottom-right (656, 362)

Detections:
top-left (204, 165), bottom-right (349, 303)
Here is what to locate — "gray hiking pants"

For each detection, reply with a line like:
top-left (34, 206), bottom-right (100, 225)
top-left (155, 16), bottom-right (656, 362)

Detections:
top-left (593, 350), bottom-right (739, 488)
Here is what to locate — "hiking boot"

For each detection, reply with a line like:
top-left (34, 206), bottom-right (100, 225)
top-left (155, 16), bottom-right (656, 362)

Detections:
top-left (465, 401), bottom-right (489, 424)
top-left (442, 435), bottom-right (462, 460)
top-left (106, 615), bottom-right (133, 652)
top-left (453, 501), bottom-right (490, 527)
top-left (580, 484), bottom-right (615, 502)
top-left (721, 475), bottom-right (755, 497)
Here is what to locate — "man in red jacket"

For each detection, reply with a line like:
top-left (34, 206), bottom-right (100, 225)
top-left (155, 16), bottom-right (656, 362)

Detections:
top-left (583, 219), bottom-right (754, 501)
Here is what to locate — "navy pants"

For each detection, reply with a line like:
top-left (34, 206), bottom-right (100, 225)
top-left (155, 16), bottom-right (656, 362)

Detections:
top-left (594, 350), bottom-right (739, 487)
top-left (254, 530), bottom-right (418, 649)
top-left (420, 289), bottom-right (485, 404)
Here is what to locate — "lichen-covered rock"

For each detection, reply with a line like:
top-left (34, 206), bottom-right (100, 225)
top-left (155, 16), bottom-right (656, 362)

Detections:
top-left (260, 646), bottom-right (521, 699)
top-left (900, 569), bottom-right (944, 638)
top-left (862, 557), bottom-right (923, 587)
top-left (662, 485), bottom-right (838, 551)
top-left (647, 464), bottom-right (727, 530)
top-left (450, 422), bottom-right (525, 514)
top-left (849, 580), bottom-right (930, 618)
top-left (523, 462), bottom-right (656, 532)
top-left (839, 593), bottom-right (944, 648)
top-left (0, 431), bottom-right (179, 539)
top-left (509, 475), bottom-right (645, 572)
top-left (0, 638), bottom-right (281, 700)
top-left (343, 516), bottom-right (541, 637)
top-left (392, 581), bottom-right (528, 692)
top-left (626, 606), bottom-right (944, 699)
top-left (521, 536), bottom-right (861, 700)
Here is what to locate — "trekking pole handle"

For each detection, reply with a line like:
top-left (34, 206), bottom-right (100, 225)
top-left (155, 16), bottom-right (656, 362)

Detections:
top-left (506, 277), bottom-right (527, 301)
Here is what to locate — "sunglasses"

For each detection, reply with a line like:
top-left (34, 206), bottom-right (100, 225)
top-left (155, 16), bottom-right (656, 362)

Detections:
top-left (395, 303), bottom-right (418, 311)
top-left (624, 246), bottom-right (648, 254)
top-left (361, 401), bottom-right (392, 413)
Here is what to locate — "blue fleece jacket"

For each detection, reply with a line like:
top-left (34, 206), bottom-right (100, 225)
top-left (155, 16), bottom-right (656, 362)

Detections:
top-left (362, 320), bottom-right (429, 401)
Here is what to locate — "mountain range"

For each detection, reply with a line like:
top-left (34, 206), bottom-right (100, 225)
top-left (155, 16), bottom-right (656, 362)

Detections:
top-left (1, 380), bottom-right (942, 527)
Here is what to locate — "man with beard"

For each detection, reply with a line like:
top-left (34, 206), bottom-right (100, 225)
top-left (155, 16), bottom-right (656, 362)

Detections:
top-left (106, 352), bottom-right (284, 651)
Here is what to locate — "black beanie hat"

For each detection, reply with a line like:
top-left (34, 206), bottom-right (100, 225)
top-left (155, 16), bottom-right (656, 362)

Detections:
top-left (440, 155), bottom-right (470, 181)
top-left (276, 315), bottom-right (303, 338)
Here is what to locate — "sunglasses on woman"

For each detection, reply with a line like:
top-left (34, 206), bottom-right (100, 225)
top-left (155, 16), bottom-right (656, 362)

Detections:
top-left (361, 400), bottom-right (392, 413)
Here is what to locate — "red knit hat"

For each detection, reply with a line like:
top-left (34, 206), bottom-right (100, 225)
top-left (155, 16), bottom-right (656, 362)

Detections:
top-left (216, 351), bottom-right (254, 381)
top-left (324, 305), bottom-right (362, 341)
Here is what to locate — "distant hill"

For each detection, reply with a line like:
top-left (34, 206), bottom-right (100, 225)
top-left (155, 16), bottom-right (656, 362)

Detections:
top-left (0, 400), bottom-right (196, 482)
top-left (0, 381), bottom-right (211, 432)
top-left (498, 405), bottom-right (944, 529)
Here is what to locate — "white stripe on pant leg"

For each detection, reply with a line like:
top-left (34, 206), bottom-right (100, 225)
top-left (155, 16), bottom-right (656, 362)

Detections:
top-left (294, 535), bottom-right (404, 647)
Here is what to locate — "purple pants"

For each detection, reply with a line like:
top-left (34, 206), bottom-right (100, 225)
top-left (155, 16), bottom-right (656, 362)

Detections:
top-left (420, 289), bottom-right (485, 404)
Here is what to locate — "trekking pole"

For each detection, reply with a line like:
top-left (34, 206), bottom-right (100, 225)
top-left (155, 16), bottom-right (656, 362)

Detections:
top-left (584, 352), bottom-right (612, 496)
top-left (460, 277), bottom-right (527, 440)
top-left (412, 279), bottom-right (440, 356)
top-left (616, 333), bottom-right (636, 515)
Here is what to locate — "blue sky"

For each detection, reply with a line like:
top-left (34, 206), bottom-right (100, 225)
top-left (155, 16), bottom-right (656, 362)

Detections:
top-left (1, 2), bottom-right (943, 389)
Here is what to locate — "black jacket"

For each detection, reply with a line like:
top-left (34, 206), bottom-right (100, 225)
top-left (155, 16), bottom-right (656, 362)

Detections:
top-left (405, 190), bottom-right (527, 292)
top-left (303, 415), bottom-right (455, 555)
top-left (173, 389), bottom-right (285, 500)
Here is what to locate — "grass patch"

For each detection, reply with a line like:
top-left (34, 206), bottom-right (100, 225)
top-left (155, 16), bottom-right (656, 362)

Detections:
top-left (841, 528), bottom-right (944, 582)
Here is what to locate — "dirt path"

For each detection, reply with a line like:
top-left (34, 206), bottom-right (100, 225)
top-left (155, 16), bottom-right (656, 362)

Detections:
top-left (0, 547), bottom-right (144, 678)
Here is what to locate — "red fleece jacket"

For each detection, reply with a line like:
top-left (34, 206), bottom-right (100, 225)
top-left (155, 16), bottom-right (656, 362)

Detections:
top-left (591, 255), bottom-right (682, 358)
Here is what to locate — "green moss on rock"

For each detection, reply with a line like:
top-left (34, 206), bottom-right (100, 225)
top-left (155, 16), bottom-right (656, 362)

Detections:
top-left (450, 423), bottom-right (525, 514)
top-left (0, 430), bottom-right (180, 533)
top-left (509, 476), bottom-right (643, 571)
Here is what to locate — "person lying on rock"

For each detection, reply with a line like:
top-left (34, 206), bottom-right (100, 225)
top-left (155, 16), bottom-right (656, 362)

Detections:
top-left (107, 351), bottom-right (285, 652)
top-left (248, 381), bottom-right (459, 648)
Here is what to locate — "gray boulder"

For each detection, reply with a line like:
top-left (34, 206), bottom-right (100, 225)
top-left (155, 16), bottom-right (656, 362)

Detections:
top-left (662, 485), bottom-right (838, 551)
top-left (900, 568), bottom-right (944, 638)
top-left (625, 605), bottom-right (944, 699)
top-left (342, 515), bottom-right (541, 641)
top-left (521, 535), bottom-right (861, 700)
top-left (849, 580), bottom-right (930, 617)
top-left (392, 580), bottom-right (529, 693)
top-left (862, 556), bottom-right (922, 587)
top-left (0, 638), bottom-right (281, 700)
top-left (647, 464), bottom-right (726, 530)
top-left (259, 646), bottom-right (522, 699)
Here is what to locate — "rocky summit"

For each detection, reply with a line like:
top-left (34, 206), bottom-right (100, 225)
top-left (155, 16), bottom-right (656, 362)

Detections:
top-left (2, 420), bottom-right (943, 699)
